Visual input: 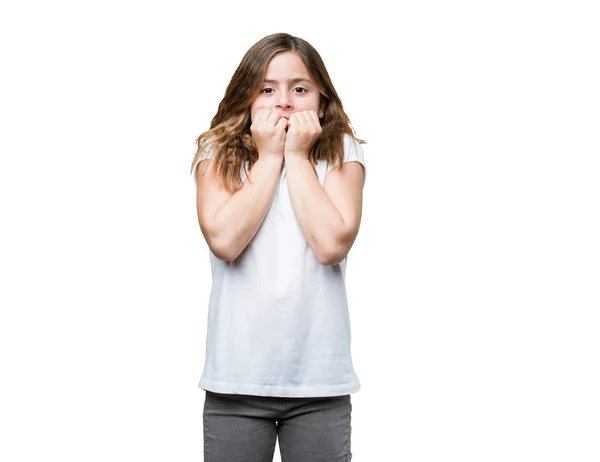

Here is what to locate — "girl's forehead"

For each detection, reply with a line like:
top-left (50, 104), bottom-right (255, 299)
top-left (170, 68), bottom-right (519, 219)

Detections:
top-left (265, 52), bottom-right (310, 76)
top-left (261, 52), bottom-right (319, 87)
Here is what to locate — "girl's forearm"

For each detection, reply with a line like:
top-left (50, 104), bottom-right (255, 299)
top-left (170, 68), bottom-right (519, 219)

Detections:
top-left (212, 156), bottom-right (283, 260)
top-left (284, 156), bottom-right (345, 264)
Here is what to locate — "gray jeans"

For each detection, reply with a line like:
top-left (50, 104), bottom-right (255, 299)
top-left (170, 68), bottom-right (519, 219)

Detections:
top-left (203, 390), bottom-right (352, 461)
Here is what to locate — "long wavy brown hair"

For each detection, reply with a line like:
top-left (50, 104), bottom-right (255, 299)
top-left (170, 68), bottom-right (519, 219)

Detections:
top-left (191, 32), bottom-right (365, 192)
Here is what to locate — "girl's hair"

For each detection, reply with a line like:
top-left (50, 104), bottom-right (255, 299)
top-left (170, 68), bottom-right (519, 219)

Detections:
top-left (191, 32), bottom-right (365, 192)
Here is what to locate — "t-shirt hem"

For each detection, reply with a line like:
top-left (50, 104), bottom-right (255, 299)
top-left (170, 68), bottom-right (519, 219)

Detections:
top-left (198, 377), bottom-right (361, 398)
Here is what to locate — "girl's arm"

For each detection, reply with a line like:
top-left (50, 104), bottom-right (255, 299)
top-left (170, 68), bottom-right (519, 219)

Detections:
top-left (196, 156), bottom-right (283, 261)
top-left (284, 156), bottom-right (364, 265)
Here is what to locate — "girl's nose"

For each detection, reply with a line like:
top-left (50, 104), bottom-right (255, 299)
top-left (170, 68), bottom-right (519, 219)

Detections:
top-left (275, 94), bottom-right (292, 110)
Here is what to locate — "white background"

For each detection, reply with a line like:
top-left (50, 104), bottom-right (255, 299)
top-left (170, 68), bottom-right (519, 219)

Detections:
top-left (1, 0), bottom-right (599, 460)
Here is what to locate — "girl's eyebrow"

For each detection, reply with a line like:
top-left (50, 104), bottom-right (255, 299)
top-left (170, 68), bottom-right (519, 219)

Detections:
top-left (263, 77), bottom-right (312, 85)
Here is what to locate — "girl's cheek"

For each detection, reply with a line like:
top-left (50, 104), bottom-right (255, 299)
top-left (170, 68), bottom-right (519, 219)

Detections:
top-left (251, 104), bottom-right (271, 118)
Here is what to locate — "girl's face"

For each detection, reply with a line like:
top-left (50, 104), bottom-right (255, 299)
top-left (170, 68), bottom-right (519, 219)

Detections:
top-left (250, 51), bottom-right (323, 123)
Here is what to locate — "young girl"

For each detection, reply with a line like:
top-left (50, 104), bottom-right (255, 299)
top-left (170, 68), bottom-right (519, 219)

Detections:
top-left (191, 32), bottom-right (366, 462)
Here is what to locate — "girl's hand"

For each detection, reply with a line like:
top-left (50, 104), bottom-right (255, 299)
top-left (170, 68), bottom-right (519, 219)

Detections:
top-left (284, 110), bottom-right (322, 160)
top-left (250, 109), bottom-right (289, 161)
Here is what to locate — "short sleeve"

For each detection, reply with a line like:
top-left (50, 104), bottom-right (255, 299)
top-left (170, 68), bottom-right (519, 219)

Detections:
top-left (342, 134), bottom-right (367, 187)
top-left (192, 147), bottom-right (216, 189)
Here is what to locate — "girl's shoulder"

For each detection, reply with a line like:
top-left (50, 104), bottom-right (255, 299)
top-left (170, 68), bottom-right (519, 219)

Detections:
top-left (343, 134), bottom-right (365, 161)
top-left (323, 134), bottom-right (367, 185)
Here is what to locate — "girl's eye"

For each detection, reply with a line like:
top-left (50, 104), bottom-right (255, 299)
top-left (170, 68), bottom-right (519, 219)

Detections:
top-left (260, 87), bottom-right (307, 94)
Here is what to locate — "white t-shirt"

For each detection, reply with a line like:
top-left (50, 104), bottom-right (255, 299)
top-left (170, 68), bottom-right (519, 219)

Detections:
top-left (192, 133), bottom-right (366, 397)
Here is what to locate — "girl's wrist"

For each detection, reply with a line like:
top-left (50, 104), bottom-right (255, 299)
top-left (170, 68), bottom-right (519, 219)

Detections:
top-left (284, 151), bottom-right (309, 161)
top-left (257, 153), bottom-right (284, 164)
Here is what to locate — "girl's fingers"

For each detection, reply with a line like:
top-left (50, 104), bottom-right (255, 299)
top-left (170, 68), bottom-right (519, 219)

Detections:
top-left (264, 109), bottom-right (275, 126)
top-left (296, 111), bottom-right (319, 129)
top-left (290, 112), bottom-right (305, 129)
top-left (272, 110), bottom-right (321, 133)
top-left (275, 116), bottom-right (288, 132)
top-left (267, 109), bottom-right (283, 127)
top-left (307, 110), bottom-right (320, 127)
top-left (301, 111), bottom-right (312, 126)
top-left (254, 109), bottom-right (266, 126)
